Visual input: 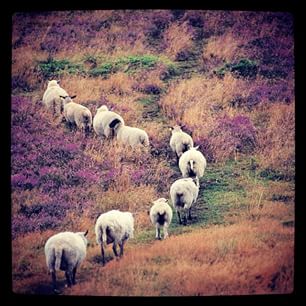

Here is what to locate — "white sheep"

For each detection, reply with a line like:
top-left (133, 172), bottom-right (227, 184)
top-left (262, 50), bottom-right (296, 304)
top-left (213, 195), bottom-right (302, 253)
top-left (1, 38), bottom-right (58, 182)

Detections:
top-left (111, 119), bottom-right (150, 148)
top-left (62, 95), bottom-right (93, 134)
top-left (178, 146), bottom-right (207, 179)
top-left (42, 80), bottom-right (69, 116)
top-left (169, 125), bottom-right (194, 161)
top-left (149, 198), bottom-right (173, 240)
top-left (93, 105), bottom-right (125, 138)
top-left (44, 230), bottom-right (88, 293)
top-left (95, 210), bottom-right (134, 266)
top-left (170, 177), bottom-right (199, 225)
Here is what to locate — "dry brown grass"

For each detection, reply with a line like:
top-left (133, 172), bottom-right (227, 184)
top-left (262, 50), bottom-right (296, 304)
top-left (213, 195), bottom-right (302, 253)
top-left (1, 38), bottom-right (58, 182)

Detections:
top-left (59, 219), bottom-right (293, 296)
top-left (163, 21), bottom-right (195, 60)
top-left (203, 32), bottom-right (248, 64)
top-left (160, 75), bottom-right (247, 140)
top-left (255, 103), bottom-right (295, 172)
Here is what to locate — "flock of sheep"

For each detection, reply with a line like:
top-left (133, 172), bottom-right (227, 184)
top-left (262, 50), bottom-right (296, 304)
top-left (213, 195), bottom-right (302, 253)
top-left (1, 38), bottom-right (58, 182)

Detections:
top-left (42, 80), bottom-right (207, 293)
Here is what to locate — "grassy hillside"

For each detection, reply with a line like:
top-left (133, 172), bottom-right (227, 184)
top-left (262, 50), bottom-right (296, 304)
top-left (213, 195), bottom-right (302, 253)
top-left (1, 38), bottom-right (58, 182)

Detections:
top-left (11, 10), bottom-right (294, 296)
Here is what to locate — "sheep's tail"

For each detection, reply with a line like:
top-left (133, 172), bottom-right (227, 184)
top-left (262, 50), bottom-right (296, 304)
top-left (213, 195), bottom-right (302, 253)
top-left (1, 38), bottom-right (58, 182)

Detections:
top-left (54, 247), bottom-right (63, 271)
top-left (109, 118), bottom-right (122, 129)
top-left (189, 159), bottom-right (194, 171)
top-left (175, 193), bottom-right (184, 207)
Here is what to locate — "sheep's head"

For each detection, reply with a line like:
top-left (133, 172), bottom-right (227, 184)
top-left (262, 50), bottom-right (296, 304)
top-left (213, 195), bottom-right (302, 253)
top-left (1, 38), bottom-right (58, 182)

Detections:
top-left (153, 198), bottom-right (168, 205)
top-left (60, 95), bottom-right (76, 104)
top-left (77, 230), bottom-right (89, 246)
top-left (97, 105), bottom-right (108, 113)
top-left (47, 80), bottom-right (60, 88)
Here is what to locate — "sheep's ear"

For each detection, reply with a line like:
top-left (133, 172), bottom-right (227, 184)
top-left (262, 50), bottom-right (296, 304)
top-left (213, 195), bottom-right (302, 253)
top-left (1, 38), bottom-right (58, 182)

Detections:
top-left (57, 80), bottom-right (60, 84)
top-left (84, 230), bottom-right (88, 236)
top-left (59, 95), bottom-right (65, 99)
top-left (194, 145), bottom-right (199, 150)
top-left (70, 95), bottom-right (77, 99)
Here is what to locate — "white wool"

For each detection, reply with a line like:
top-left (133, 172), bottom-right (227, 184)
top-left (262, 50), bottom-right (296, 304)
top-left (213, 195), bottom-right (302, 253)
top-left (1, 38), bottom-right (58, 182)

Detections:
top-left (116, 124), bottom-right (150, 148)
top-left (170, 125), bottom-right (194, 158)
top-left (170, 177), bottom-right (199, 225)
top-left (149, 198), bottom-right (173, 239)
top-left (42, 80), bottom-right (68, 116)
top-left (95, 210), bottom-right (134, 265)
top-left (44, 231), bottom-right (88, 273)
top-left (93, 105), bottom-right (124, 138)
top-left (63, 100), bottom-right (92, 132)
top-left (95, 210), bottom-right (134, 245)
top-left (178, 147), bottom-right (207, 178)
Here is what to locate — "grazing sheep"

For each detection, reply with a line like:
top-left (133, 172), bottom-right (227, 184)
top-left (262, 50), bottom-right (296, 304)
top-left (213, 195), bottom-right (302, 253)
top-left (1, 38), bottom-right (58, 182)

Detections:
top-left (170, 177), bottom-right (199, 225)
top-left (95, 210), bottom-right (134, 266)
top-left (110, 119), bottom-right (150, 148)
top-left (149, 198), bottom-right (173, 240)
top-left (42, 80), bottom-right (69, 116)
top-left (44, 230), bottom-right (88, 294)
top-left (93, 105), bottom-right (125, 138)
top-left (179, 146), bottom-right (207, 178)
top-left (62, 95), bottom-right (92, 134)
top-left (169, 125), bottom-right (194, 161)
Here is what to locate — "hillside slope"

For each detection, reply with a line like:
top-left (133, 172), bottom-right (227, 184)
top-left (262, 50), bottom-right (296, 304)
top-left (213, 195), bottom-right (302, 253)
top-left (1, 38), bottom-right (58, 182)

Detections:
top-left (11, 10), bottom-right (294, 295)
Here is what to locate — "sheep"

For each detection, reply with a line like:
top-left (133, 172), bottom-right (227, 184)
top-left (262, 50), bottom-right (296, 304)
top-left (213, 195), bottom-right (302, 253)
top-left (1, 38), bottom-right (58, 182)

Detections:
top-left (42, 80), bottom-right (69, 116)
top-left (110, 119), bottom-right (150, 148)
top-left (93, 105), bottom-right (125, 138)
top-left (170, 177), bottom-right (199, 225)
top-left (62, 95), bottom-right (93, 134)
top-left (95, 210), bottom-right (134, 266)
top-left (149, 198), bottom-right (173, 240)
top-left (178, 146), bottom-right (207, 179)
top-left (44, 230), bottom-right (88, 294)
top-left (169, 125), bottom-right (194, 161)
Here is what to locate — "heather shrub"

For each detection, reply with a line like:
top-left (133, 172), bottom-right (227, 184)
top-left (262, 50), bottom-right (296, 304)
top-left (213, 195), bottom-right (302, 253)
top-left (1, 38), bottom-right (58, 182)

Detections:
top-left (207, 115), bottom-right (257, 162)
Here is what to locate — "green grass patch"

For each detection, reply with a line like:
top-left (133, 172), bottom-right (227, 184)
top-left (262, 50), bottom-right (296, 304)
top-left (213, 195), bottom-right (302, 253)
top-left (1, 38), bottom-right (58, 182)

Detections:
top-left (215, 58), bottom-right (258, 78)
top-left (37, 58), bottom-right (84, 78)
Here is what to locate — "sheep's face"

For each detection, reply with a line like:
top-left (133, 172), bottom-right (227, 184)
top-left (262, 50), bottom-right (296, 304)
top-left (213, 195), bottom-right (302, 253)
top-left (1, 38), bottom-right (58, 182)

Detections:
top-left (170, 125), bottom-right (182, 134)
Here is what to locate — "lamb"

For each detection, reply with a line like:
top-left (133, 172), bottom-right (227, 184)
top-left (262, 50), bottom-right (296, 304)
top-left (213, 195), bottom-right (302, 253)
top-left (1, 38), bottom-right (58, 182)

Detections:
top-left (62, 95), bottom-right (93, 134)
top-left (169, 125), bottom-right (194, 161)
top-left (178, 146), bottom-right (207, 179)
top-left (44, 230), bottom-right (88, 294)
top-left (170, 177), bottom-right (199, 225)
top-left (42, 80), bottom-right (69, 116)
top-left (149, 198), bottom-right (173, 240)
top-left (111, 119), bottom-right (150, 148)
top-left (95, 210), bottom-right (134, 266)
top-left (93, 105), bottom-right (125, 138)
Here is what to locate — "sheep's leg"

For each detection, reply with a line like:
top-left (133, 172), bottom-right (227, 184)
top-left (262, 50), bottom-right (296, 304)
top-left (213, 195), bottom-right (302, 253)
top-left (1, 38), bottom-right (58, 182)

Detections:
top-left (182, 212), bottom-right (187, 226)
top-left (101, 244), bottom-right (105, 266)
top-left (155, 225), bottom-right (161, 240)
top-left (72, 267), bottom-right (77, 285)
top-left (119, 240), bottom-right (125, 257)
top-left (177, 211), bottom-right (182, 224)
top-left (112, 243), bottom-right (119, 259)
top-left (51, 271), bottom-right (58, 291)
top-left (65, 271), bottom-right (72, 287)
top-left (163, 224), bottom-right (169, 239)
top-left (188, 208), bottom-right (192, 220)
